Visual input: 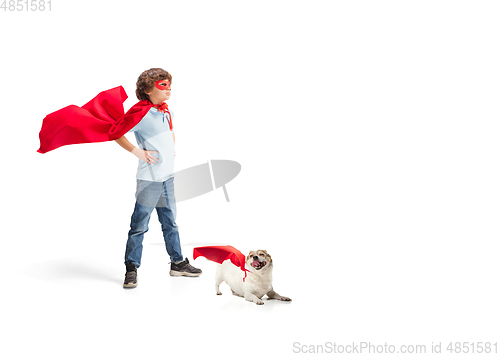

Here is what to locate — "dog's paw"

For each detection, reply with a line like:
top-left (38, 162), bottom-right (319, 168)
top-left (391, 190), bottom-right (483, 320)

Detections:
top-left (216, 291), bottom-right (222, 295)
top-left (280, 296), bottom-right (292, 302)
top-left (255, 299), bottom-right (264, 305)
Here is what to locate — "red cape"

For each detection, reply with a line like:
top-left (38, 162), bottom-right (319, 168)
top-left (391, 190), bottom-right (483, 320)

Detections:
top-left (37, 86), bottom-right (153, 153)
top-left (193, 245), bottom-right (251, 281)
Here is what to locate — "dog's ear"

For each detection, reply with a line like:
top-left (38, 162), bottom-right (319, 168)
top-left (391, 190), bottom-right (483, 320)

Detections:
top-left (247, 251), bottom-right (256, 262)
top-left (262, 250), bottom-right (272, 263)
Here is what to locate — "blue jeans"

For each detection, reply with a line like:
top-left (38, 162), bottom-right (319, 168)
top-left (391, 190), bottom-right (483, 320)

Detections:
top-left (124, 177), bottom-right (183, 268)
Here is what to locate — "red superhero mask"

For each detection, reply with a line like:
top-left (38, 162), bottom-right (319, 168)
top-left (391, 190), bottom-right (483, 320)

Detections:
top-left (155, 80), bottom-right (171, 91)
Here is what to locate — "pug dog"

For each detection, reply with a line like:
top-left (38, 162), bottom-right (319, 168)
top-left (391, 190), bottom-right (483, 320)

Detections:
top-left (215, 249), bottom-right (291, 305)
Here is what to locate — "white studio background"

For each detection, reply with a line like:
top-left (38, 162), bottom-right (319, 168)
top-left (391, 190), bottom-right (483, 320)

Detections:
top-left (1, 1), bottom-right (499, 356)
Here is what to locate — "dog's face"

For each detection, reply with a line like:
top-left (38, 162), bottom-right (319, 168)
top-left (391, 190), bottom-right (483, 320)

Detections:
top-left (246, 250), bottom-right (273, 271)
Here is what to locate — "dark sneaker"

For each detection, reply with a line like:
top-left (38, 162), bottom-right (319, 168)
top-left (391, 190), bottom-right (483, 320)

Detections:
top-left (170, 258), bottom-right (202, 277)
top-left (123, 263), bottom-right (138, 288)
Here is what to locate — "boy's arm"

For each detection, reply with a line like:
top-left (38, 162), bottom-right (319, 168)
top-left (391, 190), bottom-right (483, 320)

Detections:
top-left (173, 132), bottom-right (176, 156)
top-left (115, 135), bottom-right (158, 164)
top-left (115, 135), bottom-right (136, 152)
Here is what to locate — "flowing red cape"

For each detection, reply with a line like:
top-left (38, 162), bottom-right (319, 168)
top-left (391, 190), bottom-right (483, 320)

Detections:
top-left (193, 245), bottom-right (251, 281)
top-left (37, 86), bottom-right (153, 153)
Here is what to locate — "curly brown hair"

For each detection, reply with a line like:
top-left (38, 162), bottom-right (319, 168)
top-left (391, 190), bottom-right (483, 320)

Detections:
top-left (136, 68), bottom-right (172, 101)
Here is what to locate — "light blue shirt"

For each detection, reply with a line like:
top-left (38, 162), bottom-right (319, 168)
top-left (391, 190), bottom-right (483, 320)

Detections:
top-left (128, 107), bottom-right (175, 182)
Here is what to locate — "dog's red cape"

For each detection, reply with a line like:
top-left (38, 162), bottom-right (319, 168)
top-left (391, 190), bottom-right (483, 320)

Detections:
top-left (37, 86), bottom-right (154, 153)
top-left (193, 245), bottom-right (251, 281)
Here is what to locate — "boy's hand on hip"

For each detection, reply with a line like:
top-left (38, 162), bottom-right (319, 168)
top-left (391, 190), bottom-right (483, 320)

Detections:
top-left (132, 147), bottom-right (159, 165)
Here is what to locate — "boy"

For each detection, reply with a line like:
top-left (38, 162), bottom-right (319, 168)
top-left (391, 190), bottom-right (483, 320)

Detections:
top-left (115, 68), bottom-right (202, 288)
